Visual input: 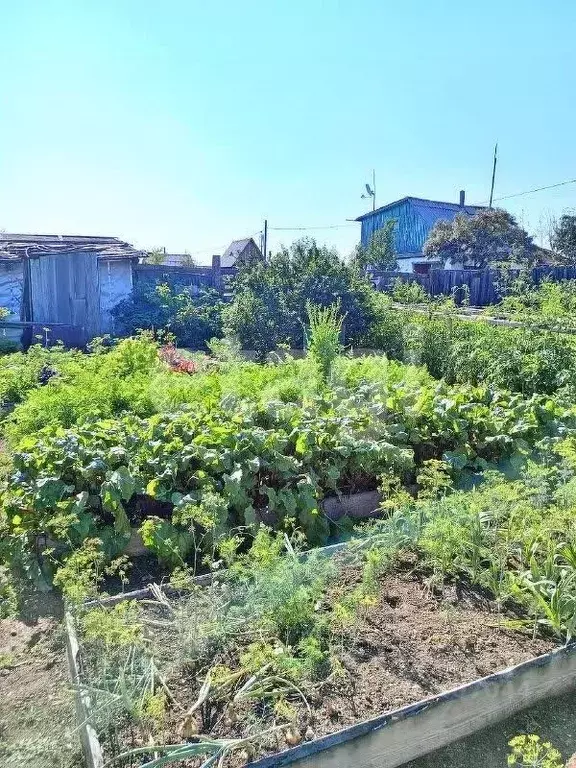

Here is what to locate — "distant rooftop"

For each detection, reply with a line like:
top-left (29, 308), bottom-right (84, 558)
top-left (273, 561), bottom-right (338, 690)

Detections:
top-left (221, 237), bottom-right (262, 268)
top-left (0, 233), bottom-right (142, 260)
top-left (160, 253), bottom-right (198, 267)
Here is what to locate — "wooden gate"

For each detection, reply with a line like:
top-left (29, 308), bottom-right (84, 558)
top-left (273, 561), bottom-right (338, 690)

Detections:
top-left (29, 251), bottom-right (101, 341)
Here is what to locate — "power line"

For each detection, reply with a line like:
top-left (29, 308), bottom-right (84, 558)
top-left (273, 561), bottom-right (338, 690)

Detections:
top-left (186, 244), bottom-right (230, 256)
top-left (485, 177), bottom-right (576, 204)
top-left (179, 230), bottom-right (263, 257)
top-left (269, 224), bottom-right (357, 231)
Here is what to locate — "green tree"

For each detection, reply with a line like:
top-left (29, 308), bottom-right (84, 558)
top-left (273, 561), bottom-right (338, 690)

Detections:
top-left (423, 209), bottom-right (535, 269)
top-left (177, 252), bottom-right (197, 267)
top-left (224, 238), bottom-right (374, 358)
top-left (144, 248), bottom-right (167, 265)
top-left (550, 213), bottom-right (576, 265)
top-left (353, 221), bottom-right (397, 271)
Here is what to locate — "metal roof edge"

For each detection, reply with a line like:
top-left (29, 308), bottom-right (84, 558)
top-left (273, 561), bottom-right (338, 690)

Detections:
top-left (355, 196), bottom-right (486, 221)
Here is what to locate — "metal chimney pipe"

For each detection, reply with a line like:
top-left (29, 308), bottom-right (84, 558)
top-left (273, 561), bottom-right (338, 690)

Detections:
top-left (459, 190), bottom-right (465, 207)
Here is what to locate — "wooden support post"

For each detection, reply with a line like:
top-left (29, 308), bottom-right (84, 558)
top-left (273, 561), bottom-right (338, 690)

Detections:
top-left (211, 254), bottom-right (222, 292)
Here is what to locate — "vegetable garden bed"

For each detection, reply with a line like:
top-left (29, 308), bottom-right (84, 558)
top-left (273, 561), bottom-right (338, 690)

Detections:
top-left (67, 538), bottom-right (575, 768)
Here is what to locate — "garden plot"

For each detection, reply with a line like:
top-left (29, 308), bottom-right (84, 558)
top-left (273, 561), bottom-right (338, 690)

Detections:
top-left (68, 531), bottom-right (574, 768)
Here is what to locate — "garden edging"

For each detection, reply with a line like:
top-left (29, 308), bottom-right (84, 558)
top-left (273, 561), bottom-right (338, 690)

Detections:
top-left (66, 540), bottom-right (576, 768)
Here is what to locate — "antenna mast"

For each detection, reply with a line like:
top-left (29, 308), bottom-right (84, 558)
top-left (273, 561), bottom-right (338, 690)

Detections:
top-left (361, 170), bottom-right (376, 210)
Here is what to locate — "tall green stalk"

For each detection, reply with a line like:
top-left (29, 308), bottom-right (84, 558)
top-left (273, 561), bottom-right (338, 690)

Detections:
top-left (305, 302), bottom-right (344, 386)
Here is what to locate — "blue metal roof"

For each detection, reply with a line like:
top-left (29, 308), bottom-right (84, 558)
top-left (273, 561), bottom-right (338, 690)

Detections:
top-left (356, 196), bottom-right (486, 252)
top-left (409, 198), bottom-right (485, 229)
top-left (355, 196), bottom-right (484, 222)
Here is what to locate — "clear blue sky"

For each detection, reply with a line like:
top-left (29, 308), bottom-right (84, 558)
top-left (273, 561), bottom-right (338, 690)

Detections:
top-left (1, 1), bottom-right (575, 262)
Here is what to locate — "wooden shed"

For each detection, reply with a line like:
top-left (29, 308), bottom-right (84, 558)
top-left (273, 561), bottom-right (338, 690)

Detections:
top-left (0, 234), bottom-right (142, 345)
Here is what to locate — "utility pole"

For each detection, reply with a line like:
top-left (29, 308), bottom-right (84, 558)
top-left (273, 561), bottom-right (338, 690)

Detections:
top-left (489, 143), bottom-right (498, 209)
top-left (263, 219), bottom-right (268, 260)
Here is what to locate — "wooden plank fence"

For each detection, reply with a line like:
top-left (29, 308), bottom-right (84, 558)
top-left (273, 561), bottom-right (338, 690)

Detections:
top-left (135, 263), bottom-right (576, 308)
top-left (370, 266), bottom-right (576, 307)
top-left (133, 261), bottom-right (237, 294)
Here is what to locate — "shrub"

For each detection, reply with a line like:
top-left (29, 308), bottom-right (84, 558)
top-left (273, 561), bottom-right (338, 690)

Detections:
top-left (390, 278), bottom-right (429, 304)
top-left (352, 222), bottom-right (397, 271)
top-left (363, 293), bottom-right (405, 358)
top-left (368, 302), bottom-right (576, 397)
top-left (224, 238), bottom-right (374, 358)
top-left (0, 339), bottom-right (19, 355)
top-left (112, 282), bottom-right (224, 350)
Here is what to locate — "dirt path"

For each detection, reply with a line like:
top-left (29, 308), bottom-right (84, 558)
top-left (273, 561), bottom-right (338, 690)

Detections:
top-left (0, 593), bottom-right (82, 767)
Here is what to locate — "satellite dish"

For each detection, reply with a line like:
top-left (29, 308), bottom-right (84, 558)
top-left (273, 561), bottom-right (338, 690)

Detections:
top-left (365, 184), bottom-right (373, 196)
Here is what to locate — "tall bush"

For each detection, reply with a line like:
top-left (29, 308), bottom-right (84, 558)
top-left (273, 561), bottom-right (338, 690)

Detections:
top-left (224, 238), bottom-right (374, 358)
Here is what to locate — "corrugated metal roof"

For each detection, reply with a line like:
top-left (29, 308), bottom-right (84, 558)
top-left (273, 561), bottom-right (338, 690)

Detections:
top-left (409, 198), bottom-right (485, 230)
top-left (0, 233), bottom-right (142, 260)
top-left (355, 196), bottom-right (485, 222)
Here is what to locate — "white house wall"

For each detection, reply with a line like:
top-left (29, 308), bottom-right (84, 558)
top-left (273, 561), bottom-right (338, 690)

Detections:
top-left (0, 261), bottom-right (24, 320)
top-left (396, 255), bottom-right (431, 273)
top-left (396, 256), bottom-right (458, 273)
top-left (98, 259), bottom-right (133, 334)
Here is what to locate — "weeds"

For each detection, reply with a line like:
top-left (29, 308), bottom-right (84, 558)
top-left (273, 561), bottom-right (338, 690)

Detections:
top-left (305, 302), bottom-right (344, 385)
top-left (75, 531), bottom-right (388, 762)
top-left (507, 734), bottom-right (564, 767)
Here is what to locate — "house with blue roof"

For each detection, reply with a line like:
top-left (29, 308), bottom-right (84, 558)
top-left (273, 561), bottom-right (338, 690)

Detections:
top-left (355, 191), bottom-right (485, 273)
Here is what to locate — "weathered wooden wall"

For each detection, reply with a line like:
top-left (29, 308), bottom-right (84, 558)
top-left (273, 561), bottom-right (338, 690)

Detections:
top-left (98, 258), bottom-right (134, 334)
top-left (134, 263), bottom-right (216, 289)
top-left (532, 265), bottom-right (576, 283)
top-left (360, 200), bottom-right (428, 252)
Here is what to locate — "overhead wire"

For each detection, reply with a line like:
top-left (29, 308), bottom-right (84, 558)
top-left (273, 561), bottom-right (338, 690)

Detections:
top-left (178, 230), bottom-right (263, 257)
top-left (484, 177), bottom-right (576, 204)
top-left (269, 224), bottom-right (357, 231)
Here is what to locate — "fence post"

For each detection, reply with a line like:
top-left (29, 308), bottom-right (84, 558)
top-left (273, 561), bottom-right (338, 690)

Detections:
top-left (212, 254), bottom-right (222, 292)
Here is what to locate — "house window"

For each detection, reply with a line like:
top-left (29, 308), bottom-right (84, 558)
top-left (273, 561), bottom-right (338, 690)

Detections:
top-left (413, 262), bottom-right (431, 275)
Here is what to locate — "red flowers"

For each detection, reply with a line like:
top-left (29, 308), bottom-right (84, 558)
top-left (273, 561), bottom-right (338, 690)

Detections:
top-left (158, 344), bottom-right (198, 375)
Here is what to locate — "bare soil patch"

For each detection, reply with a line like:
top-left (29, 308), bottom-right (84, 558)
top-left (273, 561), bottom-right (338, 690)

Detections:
top-left (294, 574), bottom-right (553, 733)
top-left (109, 568), bottom-right (556, 766)
top-left (0, 593), bottom-right (81, 768)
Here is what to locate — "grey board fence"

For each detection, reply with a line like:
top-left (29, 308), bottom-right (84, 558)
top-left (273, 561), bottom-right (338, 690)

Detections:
top-left (371, 266), bottom-right (576, 307)
top-left (133, 262), bottom-right (237, 293)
